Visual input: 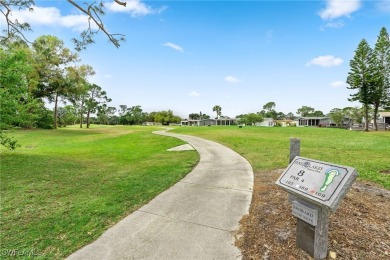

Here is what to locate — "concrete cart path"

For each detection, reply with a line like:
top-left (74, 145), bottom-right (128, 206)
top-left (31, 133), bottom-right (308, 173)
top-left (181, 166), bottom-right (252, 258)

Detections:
top-left (67, 129), bottom-right (254, 260)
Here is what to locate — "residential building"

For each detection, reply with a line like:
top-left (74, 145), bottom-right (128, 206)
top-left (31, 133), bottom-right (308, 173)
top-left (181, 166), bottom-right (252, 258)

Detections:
top-left (379, 112), bottom-right (390, 125)
top-left (181, 118), bottom-right (237, 126)
top-left (298, 117), bottom-right (335, 127)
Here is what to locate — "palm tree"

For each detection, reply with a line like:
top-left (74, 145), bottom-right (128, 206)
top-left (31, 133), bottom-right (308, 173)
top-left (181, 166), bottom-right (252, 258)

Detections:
top-left (212, 105), bottom-right (222, 119)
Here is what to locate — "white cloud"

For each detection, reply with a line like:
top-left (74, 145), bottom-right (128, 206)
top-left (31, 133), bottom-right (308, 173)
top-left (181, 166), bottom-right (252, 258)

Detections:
top-left (105, 0), bottom-right (166, 17)
top-left (163, 42), bottom-right (184, 52)
top-left (306, 55), bottom-right (343, 67)
top-left (8, 1), bottom-right (164, 32)
top-left (225, 76), bottom-right (240, 83)
top-left (59, 14), bottom-right (94, 31)
top-left (189, 91), bottom-right (200, 97)
top-left (330, 81), bottom-right (346, 87)
top-left (319, 0), bottom-right (361, 20)
top-left (9, 6), bottom-right (90, 31)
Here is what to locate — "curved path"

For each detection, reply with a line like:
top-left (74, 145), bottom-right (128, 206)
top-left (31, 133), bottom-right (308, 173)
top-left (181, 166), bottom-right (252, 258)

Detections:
top-left (68, 129), bottom-right (253, 260)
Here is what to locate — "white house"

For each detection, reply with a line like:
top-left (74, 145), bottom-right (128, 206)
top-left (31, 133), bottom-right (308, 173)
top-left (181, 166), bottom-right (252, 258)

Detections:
top-left (298, 117), bottom-right (335, 127)
top-left (255, 118), bottom-right (274, 127)
top-left (378, 112), bottom-right (390, 125)
top-left (181, 118), bottom-right (237, 126)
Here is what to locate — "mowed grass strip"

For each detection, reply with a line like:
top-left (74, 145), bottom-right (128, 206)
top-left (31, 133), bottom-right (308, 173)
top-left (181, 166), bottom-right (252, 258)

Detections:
top-left (0, 125), bottom-right (199, 259)
top-left (172, 126), bottom-right (390, 189)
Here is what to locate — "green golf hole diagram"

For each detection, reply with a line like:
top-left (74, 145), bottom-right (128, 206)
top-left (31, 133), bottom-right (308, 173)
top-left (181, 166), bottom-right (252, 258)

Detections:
top-left (320, 169), bottom-right (340, 192)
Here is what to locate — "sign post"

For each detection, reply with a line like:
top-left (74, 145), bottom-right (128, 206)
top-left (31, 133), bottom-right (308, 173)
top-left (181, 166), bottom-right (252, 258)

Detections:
top-left (276, 139), bottom-right (358, 259)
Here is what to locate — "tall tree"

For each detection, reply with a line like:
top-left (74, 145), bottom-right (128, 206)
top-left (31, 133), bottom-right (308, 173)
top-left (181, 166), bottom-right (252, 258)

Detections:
top-left (372, 27), bottom-right (390, 130)
top-left (276, 112), bottom-right (286, 120)
top-left (125, 105), bottom-right (146, 125)
top-left (263, 102), bottom-right (276, 112)
top-left (286, 112), bottom-right (295, 119)
top-left (202, 114), bottom-right (211, 119)
top-left (189, 113), bottom-right (200, 120)
top-left (118, 105), bottom-right (128, 124)
top-left (0, 42), bottom-right (40, 130)
top-left (237, 113), bottom-right (263, 125)
top-left (154, 110), bottom-right (181, 125)
top-left (66, 64), bottom-right (95, 128)
top-left (312, 110), bottom-right (325, 117)
top-left (347, 39), bottom-right (376, 131)
top-left (260, 102), bottom-right (277, 119)
top-left (57, 105), bottom-right (77, 127)
top-left (97, 105), bottom-right (116, 125)
top-left (296, 106), bottom-right (315, 117)
top-left (329, 108), bottom-right (345, 127)
top-left (32, 35), bottom-right (78, 129)
top-left (0, 41), bottom-right (37, 148)
top-left (147, 112), bottom-right (157, 123)
top-left (343, 106), bottom-right (365, 124)
top-left (212, 105), bottom-right (222, 119)
top-left (84, 84), bottom-right (111, 128)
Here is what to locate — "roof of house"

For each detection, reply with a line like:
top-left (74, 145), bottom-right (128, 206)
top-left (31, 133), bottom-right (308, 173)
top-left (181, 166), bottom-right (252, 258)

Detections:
top-left (379, 112), bottom-right (390, 117)
top-left (274, 119), bottom-right (293, 122)
top-left (182, 118), bottom-right (238, 122)
top-left (298, 117), bottom-right (329, 120)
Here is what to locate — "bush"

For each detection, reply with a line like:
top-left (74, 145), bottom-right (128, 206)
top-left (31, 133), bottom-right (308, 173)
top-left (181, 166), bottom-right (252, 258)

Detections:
top-left (36, 109), bottom-right (54, 129)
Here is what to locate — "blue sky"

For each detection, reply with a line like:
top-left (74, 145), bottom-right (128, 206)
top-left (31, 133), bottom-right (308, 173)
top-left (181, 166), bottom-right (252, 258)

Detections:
top-left (5, 0), bottom-right (390, 118)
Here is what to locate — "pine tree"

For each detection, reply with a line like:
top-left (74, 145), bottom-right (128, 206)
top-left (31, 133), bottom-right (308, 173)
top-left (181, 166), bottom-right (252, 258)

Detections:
top-left (372, 27), bottom-right (390, 129)
top-left (346, 39), bottom-right (377, 131)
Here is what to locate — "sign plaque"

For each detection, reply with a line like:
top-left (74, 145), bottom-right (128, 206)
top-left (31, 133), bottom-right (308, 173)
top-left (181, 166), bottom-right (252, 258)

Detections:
top-left (277, 141), bottom-right (358, 260)
top-left (275, 156), bottom-right (358, 211)
top-left (292, 201), bottom-right (318, 226)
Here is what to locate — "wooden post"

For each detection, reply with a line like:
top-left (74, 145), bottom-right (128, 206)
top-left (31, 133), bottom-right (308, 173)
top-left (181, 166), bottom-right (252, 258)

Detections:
top-left (290, 138), bottom-right (300, 163)
top-left (288, 139), bottom-right (300, 203)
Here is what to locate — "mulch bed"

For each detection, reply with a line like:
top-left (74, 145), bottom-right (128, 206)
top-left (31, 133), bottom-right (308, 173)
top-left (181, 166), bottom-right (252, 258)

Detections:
top-left (235, 169), bottom-right (390, 260)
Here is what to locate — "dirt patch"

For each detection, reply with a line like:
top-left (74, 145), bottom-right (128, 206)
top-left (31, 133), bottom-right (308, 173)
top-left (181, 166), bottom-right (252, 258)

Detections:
top-left (235, 169), bottom-right (390, 260)
top-left (380, 169), bottom-right (390, 175)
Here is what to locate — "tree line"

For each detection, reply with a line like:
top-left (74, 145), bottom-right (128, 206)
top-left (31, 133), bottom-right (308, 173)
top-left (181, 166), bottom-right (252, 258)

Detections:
top-left (194, 102), bottom-right (327, 126)
top-left (0, 35), bottom-right (113, 132)
top-left (237, 102), bottom-right (328, 126)
top-left (0, 35), bottom-right (182, 149)
top-left (189, 102), bottom-right (369, 128)
top-left (346, 27), bottom-right (390, 131)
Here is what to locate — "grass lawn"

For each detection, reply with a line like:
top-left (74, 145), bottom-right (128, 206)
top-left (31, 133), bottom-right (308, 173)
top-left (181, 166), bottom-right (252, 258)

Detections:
top-left (0, 125), bottom-right (198, 259)
top-left (172, 126), bottom-right (390, 189)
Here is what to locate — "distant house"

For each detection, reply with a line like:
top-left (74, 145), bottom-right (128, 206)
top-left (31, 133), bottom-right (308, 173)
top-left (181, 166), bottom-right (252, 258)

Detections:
top-left (254, 118), bottom-right (297, 127)
top-left (274, 119), bottom-right (296, 127)
top-left (181, 118), bottom-right (237, 126)
top-left (378, 112), bottom-right (390, 125)
top-left (181, 119), bottom-right (213, 126)
top-left (345, 112), bottom-right (390, 130)
top-left (298, 117), bottom-right (335, 127)
top-left (255, 118), bottom-right (274, 127)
